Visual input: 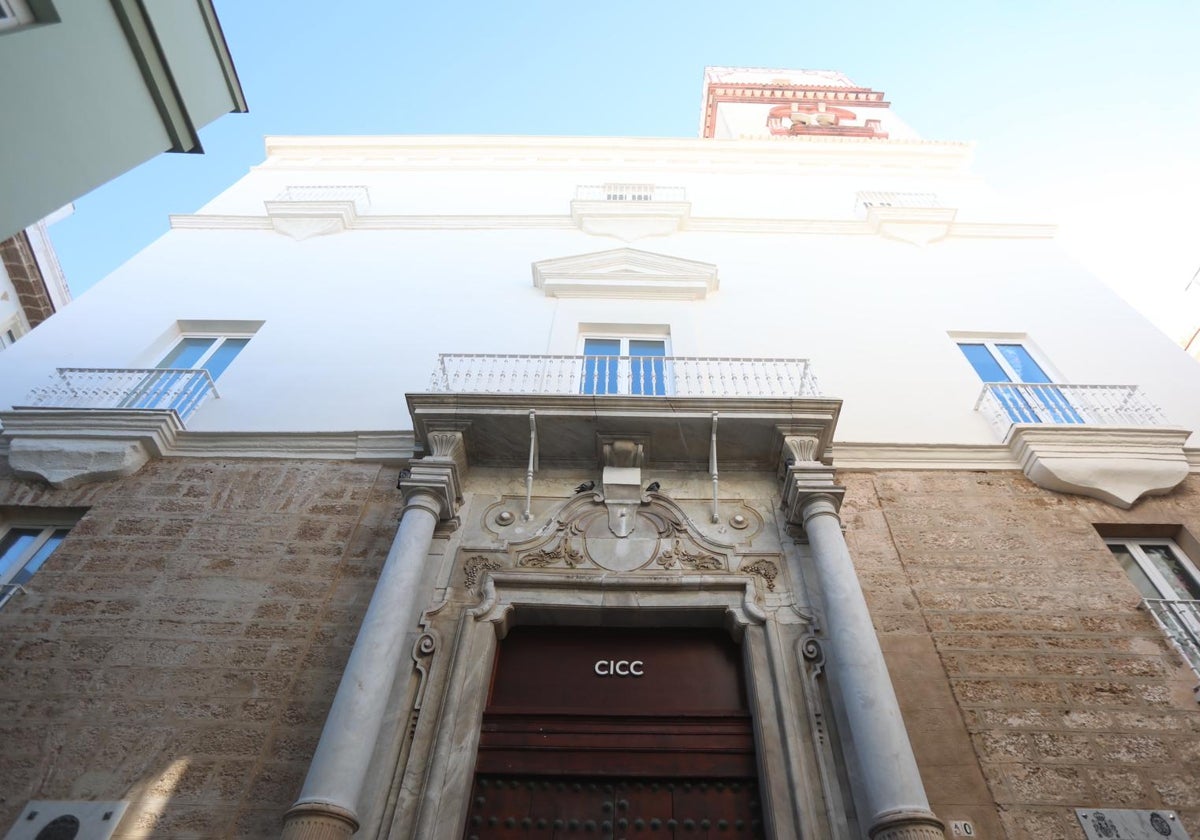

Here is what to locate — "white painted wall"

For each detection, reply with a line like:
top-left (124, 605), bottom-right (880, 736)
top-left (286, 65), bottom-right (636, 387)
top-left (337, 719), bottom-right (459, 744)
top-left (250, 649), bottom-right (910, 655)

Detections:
top-left (2, 135), bottom-right (1197, 448)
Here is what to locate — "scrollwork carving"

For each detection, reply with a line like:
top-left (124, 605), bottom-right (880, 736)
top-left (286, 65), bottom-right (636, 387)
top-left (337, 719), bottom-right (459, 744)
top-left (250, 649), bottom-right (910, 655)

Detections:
top-left (655, 538), bottom-right (722, 571)
top-left (742, 559), bottom-right (779, 591)
top-left (518, 539), bottom-right (583, 569)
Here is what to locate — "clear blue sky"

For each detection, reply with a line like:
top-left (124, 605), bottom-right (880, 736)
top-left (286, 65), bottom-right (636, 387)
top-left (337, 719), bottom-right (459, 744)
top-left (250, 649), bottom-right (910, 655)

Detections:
top-left (49, 0), bottom-right (1200, 319)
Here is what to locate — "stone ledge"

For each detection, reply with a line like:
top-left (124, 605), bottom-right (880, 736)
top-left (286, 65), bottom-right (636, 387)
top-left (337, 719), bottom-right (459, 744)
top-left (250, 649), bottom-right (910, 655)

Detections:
top-left (1007, 425), bottom-right (1191, 509)
top-left (0, 409), bottom-right (183, 489)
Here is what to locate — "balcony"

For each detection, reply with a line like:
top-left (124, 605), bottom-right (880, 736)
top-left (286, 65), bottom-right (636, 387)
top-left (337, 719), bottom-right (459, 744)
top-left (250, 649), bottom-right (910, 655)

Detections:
top-left (575, 184), bottom-right (687, 203)
top-left (429, 354), bottom-right (820, 398)
top-left (570, 183), bottom-right (690, 242)
top-left (972, 382), bottom-right (1189, 509)
top-left (1142, 598), bottom-right (1200, 690)
top-left (1, 368), bottom-right (219, 489)
top-left (20, 367), bottom-right (219, 419)
top-left (974, 382), bottom-right (1168, 439)
top-left (411, 354), bottom-right (838, 471)
top-left (854, 190), bottom-right (956, 246)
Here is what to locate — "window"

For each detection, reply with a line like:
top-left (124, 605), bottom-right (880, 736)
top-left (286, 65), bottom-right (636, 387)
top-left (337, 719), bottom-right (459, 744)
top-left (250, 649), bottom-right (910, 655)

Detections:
top-left (122, 331), bottom-right (254, 413)
top-left (0, 314), bottom-right (25, 351)
top-left (0, 0), bottom-right (35, 30)
top-left (1107, 536), bottom-right (1200, 679)
top-left (957, 338), bottom-right (1081, 424)
top-left (581, 336), bottom-right (667, 396)
top-left (0, 521), bottom-right (72, 608)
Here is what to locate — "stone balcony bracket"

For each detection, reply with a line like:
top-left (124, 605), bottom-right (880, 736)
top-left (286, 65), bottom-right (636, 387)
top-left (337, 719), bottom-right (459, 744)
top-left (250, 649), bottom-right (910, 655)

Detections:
top-left (1007, 425), bottom-right (1191, 509)
top-left (0, 409), bottom-right (183, 490)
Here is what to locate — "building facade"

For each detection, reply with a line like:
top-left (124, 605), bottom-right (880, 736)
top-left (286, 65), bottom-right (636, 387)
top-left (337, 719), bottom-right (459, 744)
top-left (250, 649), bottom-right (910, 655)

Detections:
top-left (2, 69), bottom-right (1200, 840)
top-left (0, 207), bottom-right (72, 352)
top-left (0, 0), bottom-right (246, 240)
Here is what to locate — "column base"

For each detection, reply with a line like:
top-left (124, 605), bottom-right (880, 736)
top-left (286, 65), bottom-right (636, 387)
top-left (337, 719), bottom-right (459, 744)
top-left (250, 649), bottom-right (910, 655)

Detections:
top-left (869, 809), bottom-right (946, 840)
top-left (280, 802), bottom-right (359, 840)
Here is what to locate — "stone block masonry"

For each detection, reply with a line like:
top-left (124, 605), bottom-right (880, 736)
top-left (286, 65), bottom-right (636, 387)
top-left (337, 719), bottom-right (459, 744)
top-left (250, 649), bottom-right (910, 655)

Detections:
top-left (0, 458), bottom-right (401, 839)
top-left (843, 470), bottom-right (1200, 840)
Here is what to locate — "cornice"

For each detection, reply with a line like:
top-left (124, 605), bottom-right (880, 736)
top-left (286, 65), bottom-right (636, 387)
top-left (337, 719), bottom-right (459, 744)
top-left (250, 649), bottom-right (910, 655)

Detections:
top-left (259, 134), bottom-right (974, 172)
top-left (0, 432), bottom-right (1197, 473)
top-left (0, 426), bottom-right (417, 463)
top-left (168, 213), bottom-right (1057, 240)
top-left (829, 442), bottom-right (1019, 470)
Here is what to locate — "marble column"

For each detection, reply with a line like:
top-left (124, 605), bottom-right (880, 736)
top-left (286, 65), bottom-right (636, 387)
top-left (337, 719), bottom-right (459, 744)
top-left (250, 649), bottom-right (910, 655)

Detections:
top-left (782, 440), bottom-right (943, 840)
top-left (282, 434), bottom-right (465, 840)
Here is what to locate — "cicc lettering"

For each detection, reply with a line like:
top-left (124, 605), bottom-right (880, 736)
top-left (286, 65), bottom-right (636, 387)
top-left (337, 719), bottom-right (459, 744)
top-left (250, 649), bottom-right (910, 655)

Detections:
top-left (593, 659), bottom-right (644, 677)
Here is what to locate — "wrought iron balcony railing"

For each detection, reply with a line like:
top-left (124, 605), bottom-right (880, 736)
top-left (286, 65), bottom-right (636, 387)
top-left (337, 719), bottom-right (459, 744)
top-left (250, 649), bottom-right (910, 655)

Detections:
top-left (429, 354), bottom-right (820, 398)
top-left (19, 368), bottom-right (219, 421)
top-left (1143, 598), bottom-right (1200, 682)
top-left (975, 382), bottom-right (1169, 438)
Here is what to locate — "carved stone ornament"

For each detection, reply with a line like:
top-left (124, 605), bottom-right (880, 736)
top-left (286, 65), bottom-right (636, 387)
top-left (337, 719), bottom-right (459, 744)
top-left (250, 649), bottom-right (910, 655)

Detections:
top-left (783, 434), bottom-right (821, 464)
top-left (518, 538), bottom-right (583, 569)
top-left (741, 558), bottom-right (779, 591)
top-left (655, 538), bottom-right (722, 571)
top-left (463, 555), bottom-right (503, 591)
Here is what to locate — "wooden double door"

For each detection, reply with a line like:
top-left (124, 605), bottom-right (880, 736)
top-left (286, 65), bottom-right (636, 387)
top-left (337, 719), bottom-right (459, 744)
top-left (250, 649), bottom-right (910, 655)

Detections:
top-left (463, 627), bottom-right (765, 840)
top-left (464, 776), bottom-right (764, 839)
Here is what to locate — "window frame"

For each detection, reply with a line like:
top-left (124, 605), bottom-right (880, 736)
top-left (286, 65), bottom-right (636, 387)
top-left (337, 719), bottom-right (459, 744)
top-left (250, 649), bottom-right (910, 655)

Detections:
top-left (156, 332), bottom-right (252, 375)
top-left (578, 332), bottom-right (671, 396)
top-left (955, 338), bottom-right (1062, 385)
top-left (1105, 537), bottom-right (1200, 602)
top-left (0, 518), bottom-right (74, 608)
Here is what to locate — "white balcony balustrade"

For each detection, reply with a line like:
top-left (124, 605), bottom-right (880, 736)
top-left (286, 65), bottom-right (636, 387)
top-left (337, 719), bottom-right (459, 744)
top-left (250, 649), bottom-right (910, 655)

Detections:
top-left (20, 368), bottom-right (219, 421)
top-left (854, 190), bottom-right (942, 212)
top-left (1142, 598), bottom-right (1200, 683)
top-left (974, 382), bottom-right (1169, 438)
top-left (575, 183), bottom-right (687, 203)
top-left (429, 354), bottom-right (820, 398)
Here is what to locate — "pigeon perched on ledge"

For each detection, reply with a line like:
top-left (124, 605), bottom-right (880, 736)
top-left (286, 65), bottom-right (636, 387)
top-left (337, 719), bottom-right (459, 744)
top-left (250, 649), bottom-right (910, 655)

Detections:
top-left (575, 480), bottom-right (596, 493)
top-left (645, 481), bottom-right (661, 493)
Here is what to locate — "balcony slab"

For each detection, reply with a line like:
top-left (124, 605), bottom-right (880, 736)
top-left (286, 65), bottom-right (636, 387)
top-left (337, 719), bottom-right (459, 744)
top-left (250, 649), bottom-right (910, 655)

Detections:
top-left (0, 409), bottom-right (183, 488)
top-left (1008, 425), bottom-right (1191, 509)
top-left (406, 393), bottom-right (841, 471)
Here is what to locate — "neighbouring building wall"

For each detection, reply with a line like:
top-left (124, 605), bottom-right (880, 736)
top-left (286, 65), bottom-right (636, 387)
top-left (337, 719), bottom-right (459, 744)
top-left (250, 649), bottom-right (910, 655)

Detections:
top-left (0, 2), bottom-right (245, 239)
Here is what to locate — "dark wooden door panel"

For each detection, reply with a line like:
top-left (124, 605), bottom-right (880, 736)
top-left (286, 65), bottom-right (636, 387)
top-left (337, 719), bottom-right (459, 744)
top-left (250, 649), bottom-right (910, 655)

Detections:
top-left (462, 776), bottom-right (766, 840)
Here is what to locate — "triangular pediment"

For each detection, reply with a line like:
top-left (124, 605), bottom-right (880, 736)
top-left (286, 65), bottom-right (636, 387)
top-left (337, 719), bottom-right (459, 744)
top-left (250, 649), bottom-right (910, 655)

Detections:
top-left (531, 248), bottom-right (718, 300)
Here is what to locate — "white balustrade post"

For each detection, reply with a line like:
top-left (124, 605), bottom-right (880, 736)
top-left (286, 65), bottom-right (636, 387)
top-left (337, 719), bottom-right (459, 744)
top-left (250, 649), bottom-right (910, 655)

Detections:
top-left (781, 437), bottom-right (943, 840)
top-left (281, 432), bottom-right (466, 840)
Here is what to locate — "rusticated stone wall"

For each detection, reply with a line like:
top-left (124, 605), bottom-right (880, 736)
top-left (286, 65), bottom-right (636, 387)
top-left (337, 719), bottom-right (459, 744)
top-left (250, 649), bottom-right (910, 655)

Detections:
top-left (842, 470), bottom-right (1200, 840)
top-left (0, 458), bottom-right (401, 839)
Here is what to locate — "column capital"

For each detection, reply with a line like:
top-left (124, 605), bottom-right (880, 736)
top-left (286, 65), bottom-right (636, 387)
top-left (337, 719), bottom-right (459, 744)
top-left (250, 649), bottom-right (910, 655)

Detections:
top-left (781, 461), bottom-right (845, 528)
top-left (400, 428), bottom-right (468, 520)
top-left (399, 461), bottom-right (461, 520)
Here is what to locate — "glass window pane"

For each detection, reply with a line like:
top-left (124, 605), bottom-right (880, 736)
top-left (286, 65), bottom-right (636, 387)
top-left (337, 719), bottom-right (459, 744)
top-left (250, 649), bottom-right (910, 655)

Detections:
top-left (202, 338), bottom-right (250, 380)
top-left (0, 528), bottom-right (40, 580)
top-left (997, 344), bottom-right (1052, 383)
top-left (1109, 545), bottom-right (1163, 599)
top-left (628, 340), bottom-right (665, 357)
top-left (1141, 544), bottom-right (1200, 600)
top-left (581, 339), bottom-right (620, 395)
top-left (957, 344), bottom-right (1010, 382)
top-left (158, 337), bottom-right (215, 369)
top-left (11, 529), bottom-right (68, 586)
